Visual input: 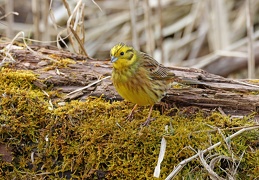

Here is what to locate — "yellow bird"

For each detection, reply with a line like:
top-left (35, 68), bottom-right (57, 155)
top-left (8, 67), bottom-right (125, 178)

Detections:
top-left (110, 43), bottom-right (174, 126)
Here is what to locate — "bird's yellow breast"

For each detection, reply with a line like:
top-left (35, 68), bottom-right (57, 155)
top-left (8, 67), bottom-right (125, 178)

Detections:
top-left (112, 67), bottom-right (163, 106)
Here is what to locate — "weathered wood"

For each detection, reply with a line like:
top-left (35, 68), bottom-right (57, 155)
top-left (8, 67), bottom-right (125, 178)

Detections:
top-left (1, 43), bottom-right (259, 116)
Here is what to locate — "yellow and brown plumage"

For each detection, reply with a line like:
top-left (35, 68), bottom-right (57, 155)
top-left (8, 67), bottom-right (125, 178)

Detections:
top-left (110, 43), bottom-right (174, 125)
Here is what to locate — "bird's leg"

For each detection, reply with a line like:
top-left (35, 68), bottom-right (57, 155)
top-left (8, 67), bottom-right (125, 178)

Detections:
top-left (142, 105), bottom-right (155, 126)
top-left (126, 104), bottom-right (138, 121)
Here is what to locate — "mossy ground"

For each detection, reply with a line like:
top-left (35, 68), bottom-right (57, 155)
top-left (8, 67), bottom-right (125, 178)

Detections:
top-left (0, 68), bottom-right (258, 179)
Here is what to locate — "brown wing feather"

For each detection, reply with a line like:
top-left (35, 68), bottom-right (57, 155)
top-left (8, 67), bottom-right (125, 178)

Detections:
top-left (140, 52), bottom-right (174, 80)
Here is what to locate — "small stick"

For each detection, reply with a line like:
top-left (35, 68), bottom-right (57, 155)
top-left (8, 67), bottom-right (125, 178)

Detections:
top-left (66, 76), bottom-right (110, 96)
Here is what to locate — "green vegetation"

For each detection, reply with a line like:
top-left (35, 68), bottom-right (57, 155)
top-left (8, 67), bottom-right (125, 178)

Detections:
top-left (0, 68), bottom-right (258, 179)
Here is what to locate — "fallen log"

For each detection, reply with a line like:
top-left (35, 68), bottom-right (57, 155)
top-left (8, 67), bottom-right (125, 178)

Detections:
top-left (1, 43), bottom-right (259, 117)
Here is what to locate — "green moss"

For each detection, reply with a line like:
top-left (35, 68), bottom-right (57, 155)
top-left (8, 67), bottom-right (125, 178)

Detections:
top-left (43, 56), bottom-right (76, 71)
top-left (0, 68), bottom-right (258, 179)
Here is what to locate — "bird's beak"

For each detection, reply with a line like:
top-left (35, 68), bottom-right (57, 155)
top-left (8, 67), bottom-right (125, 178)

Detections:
top-left (111, 56), bottom-right (118, 63)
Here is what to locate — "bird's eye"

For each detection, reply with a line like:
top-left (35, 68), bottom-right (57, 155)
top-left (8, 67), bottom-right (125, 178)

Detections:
top-left (120, 52), bottom-right (124, 56)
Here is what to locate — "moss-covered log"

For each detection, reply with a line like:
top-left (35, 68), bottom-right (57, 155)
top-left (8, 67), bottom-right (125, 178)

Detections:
top-left (1, 43), bottom-right (259, 117)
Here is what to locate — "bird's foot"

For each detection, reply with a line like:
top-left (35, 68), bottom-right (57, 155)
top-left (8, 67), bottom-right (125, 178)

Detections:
top-left (126, 112), bottom-right (134, 121)
top-left (126, 104), bottom-right (138, 121)
top-left (142, 117), bottom-right (156, 126)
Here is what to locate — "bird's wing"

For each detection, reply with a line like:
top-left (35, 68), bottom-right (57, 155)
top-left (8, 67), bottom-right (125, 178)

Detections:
top-left (140, 52), bottom-right (175, 80)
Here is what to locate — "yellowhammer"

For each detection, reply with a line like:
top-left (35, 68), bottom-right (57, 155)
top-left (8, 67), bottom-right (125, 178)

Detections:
top-left (110, 43), bottom-right (175, 126)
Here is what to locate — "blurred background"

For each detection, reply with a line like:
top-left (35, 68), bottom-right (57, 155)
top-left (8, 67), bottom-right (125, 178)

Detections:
top-left (0, 0), bottom-right (258, 78)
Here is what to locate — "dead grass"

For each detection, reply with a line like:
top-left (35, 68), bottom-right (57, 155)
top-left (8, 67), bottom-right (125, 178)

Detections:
top-left (1, 0), bottom-right (259, 77)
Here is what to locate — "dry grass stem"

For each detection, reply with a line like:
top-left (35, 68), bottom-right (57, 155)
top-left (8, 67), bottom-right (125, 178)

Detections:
top-left (129, 0), bottom-right (139, 50)
top-left (5, 0), bottom-right (14, 38)
top-left (198, 150), bottom-right (225, 180)
top-left (246, 0), bottom-right (255, 78)
top-left (66, 76), bottom-right (111, 97)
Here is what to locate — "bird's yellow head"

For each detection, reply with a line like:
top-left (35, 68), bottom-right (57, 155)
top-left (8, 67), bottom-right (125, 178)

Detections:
top-left (110, 43), bottom-right (138, 69)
